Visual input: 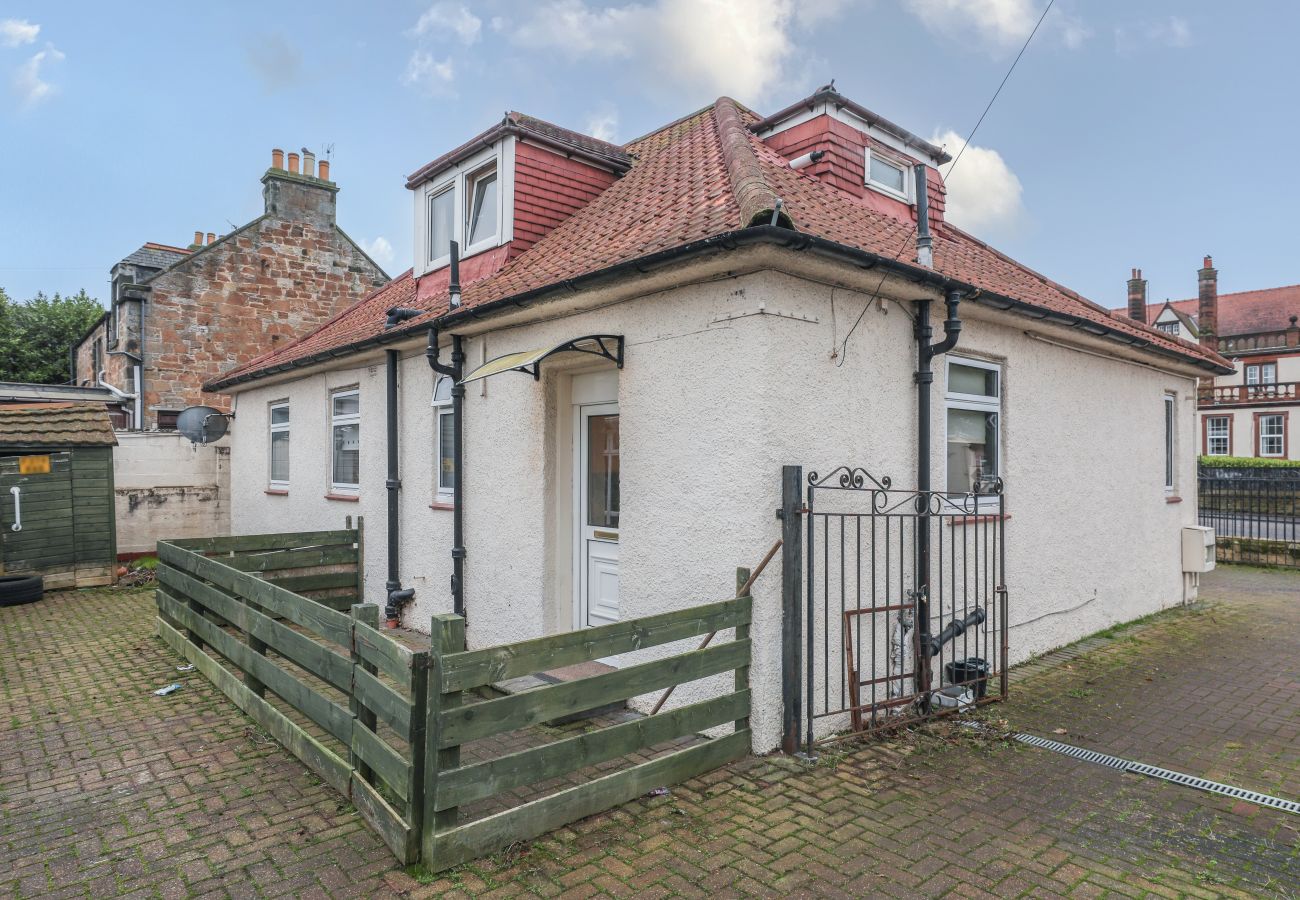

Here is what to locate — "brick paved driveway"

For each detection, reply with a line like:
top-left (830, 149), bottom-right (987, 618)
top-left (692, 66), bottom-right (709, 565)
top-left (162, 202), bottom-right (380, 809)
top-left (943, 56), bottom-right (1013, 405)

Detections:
top-left (2, 569), bottom-right (1297, 898)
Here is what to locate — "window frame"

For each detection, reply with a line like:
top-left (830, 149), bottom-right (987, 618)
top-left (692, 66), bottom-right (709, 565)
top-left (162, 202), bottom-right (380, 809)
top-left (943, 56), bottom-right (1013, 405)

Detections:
top-left (1156, 321), bottom-right (1180, 336)
top-left (1256, 411), bottom-right (1287, 458)
top-left (865, 147), bottom-right (911, 202)
top-left (268, 400), bottom-right (290, 489)
top-left (414, 140), bottom-right (514, 275)
top-left (1244, 362), bottom-right (1278, 386)
top-left (1203, 414), bottom-right (1231, 457)
top-left (1164, 394), bottom-right (1176, 492)
top-left (431, 375), bottom-right (455, 505)
top-left (329, 388), bottom-right (361, 494)
top-left (943, 356), bottom-right (1002, 507)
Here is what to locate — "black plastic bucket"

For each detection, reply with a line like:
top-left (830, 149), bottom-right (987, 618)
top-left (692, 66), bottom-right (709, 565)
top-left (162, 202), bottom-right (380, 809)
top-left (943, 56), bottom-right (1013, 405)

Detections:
top-left (944, 657), bottom-right (991, 699)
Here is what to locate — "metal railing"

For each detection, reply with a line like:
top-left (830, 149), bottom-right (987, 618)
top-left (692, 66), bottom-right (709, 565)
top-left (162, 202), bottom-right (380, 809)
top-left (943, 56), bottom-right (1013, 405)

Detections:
top-left (1198, 472), bottom-right (1300, 567)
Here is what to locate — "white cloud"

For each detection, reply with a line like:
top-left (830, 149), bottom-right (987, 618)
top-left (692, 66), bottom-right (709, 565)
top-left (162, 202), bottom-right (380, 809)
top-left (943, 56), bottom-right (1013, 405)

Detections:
top-left (902, 0), bottom-right (1088, 54)
top-left (1115, 16), bottom-right (1191, 53)
top-left (508, 0), bottom-right (838, 102)
top-left (0, 18), bottom-right (39, 47)
top-left (412, 3), bottom-right (482, 45)
top-left (12, 45), bottom-right (63, 109)
top-left (404, 50), bottom-right (454, 91)
top-left (362, 236), bottom-right (396, 268)
top-left (931, 129), bottom-right (1026, 237)
top-left (585, 108), bottom-right (618, 142)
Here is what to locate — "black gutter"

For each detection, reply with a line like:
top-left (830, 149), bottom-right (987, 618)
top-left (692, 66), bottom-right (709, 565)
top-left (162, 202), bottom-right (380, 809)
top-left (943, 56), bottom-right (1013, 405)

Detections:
top-left (206, 226), bottom-right (1233, 391)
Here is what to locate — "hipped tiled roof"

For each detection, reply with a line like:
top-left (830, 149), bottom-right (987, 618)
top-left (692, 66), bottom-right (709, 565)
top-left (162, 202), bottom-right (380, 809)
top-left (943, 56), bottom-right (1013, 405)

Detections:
top-left (212, 96), bottom-right (1231, 390)
top-left (0, 403), bottom-right (117, 447)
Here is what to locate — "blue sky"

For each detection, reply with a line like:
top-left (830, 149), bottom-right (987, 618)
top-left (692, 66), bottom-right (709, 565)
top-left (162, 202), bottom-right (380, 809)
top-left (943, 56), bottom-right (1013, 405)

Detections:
top-left (1, 1), bottom-right (1295, 311)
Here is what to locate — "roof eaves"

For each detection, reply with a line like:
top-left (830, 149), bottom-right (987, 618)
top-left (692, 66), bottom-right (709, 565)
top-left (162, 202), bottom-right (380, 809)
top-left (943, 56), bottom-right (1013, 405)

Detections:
top-left (207, 226), bottom-right (1232, 389)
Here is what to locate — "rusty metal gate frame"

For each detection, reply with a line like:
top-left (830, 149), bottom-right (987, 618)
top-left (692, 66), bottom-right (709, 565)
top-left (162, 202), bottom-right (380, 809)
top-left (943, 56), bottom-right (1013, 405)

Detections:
top-left (793, 465), bottom-right (1008, 751)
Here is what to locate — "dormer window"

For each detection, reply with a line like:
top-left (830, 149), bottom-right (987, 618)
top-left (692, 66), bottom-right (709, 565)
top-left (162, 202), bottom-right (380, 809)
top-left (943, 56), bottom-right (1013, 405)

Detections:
top-left (866, 149), bottom-right (910, 201)
top-left (1156, 321), bottom-right (1180, 335)
top-left (414, 140), bottom-right (514, 275)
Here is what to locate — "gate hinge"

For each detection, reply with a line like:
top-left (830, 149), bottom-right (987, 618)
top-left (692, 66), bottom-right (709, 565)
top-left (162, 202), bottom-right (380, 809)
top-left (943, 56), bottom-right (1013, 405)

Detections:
top-left (776, 505), bottom-right (809, 520)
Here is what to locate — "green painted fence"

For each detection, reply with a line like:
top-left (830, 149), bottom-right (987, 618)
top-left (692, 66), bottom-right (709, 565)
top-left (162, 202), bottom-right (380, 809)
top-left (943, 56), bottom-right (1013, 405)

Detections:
top-left (155, 530), bottom-right (753, 871)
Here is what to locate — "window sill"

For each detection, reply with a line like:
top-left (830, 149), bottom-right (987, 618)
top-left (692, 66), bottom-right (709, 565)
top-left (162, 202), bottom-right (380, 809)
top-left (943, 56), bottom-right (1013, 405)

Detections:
top-left (265, 488), bottom-right (289, 496)
top-left (1165, 495), bottom-right (1183, 504)
top-left (324, 492), bottom-right (360, 502)
top-left (947, 514), bottom-right (1011, 527)
top-left (430, 500), bottom-right (455, 511)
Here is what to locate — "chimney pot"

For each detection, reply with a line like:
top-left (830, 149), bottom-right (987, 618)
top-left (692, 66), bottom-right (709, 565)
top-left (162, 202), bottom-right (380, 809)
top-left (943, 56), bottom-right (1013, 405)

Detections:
top-left (1203, 255), bottom-right (1213, 269)
top-left (287, 152), bottom-right (300, 175)
top-left (271, 148), bottom-right (284, 170)
top-left (302, 148), bottom-right (316, 179)
top-left (206, 232), bottom-right (216, 245)
top-left (193, 230), bottom-right (203, 247)
top-left (318, 159), bottom-right (330, 181)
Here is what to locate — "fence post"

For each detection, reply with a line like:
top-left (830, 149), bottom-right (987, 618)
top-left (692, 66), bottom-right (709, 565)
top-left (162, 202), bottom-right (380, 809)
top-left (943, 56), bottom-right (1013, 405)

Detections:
top-left (780, 465), bottom-right (803, 754)
top-left (406, 648), bottom-right (430, 863)
top-left (735, 567), bottom-right (751, 736)
top-left (350, 604), bottom-right (379, 786)
top-left (355, 516), bottom-right (366, 604)
top-left (423, 613), bottom-right (465, 865)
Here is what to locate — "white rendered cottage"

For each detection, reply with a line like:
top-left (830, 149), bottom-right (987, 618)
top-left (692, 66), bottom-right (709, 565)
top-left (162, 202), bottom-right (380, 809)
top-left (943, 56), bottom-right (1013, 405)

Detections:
top-left (207, 87), bottom-right (1231, 753)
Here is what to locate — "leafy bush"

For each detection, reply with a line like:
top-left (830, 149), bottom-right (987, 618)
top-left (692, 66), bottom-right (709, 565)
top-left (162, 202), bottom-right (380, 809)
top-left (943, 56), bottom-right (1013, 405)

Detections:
top-left (1199, 455), bottom-right (1300, 469)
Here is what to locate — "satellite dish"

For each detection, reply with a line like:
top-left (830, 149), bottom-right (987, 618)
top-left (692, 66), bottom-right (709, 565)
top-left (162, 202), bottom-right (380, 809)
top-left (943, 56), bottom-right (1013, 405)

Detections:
top-left (177, 406), bottom-right (230, 444)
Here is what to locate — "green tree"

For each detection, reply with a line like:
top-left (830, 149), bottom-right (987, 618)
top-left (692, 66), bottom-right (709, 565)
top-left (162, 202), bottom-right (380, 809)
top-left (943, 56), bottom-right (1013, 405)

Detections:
top-left (0, 288), bottom-right (105, 384)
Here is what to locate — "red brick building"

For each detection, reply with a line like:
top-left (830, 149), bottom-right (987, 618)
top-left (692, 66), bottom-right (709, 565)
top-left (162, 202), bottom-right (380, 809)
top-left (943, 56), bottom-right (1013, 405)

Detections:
top-left (72, 150), bottom-right (389, 430)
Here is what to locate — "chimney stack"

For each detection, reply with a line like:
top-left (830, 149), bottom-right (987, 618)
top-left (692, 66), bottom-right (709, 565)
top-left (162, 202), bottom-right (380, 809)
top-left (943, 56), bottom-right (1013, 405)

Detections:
top-left (1126, 268), bottom-right (1148, 324)
top-left (301, 148), bottom-right (316, 179)
top-left (1198, 255), bottom-right (1218, 351)
top-left (262, 144), bottom-right (340, 224)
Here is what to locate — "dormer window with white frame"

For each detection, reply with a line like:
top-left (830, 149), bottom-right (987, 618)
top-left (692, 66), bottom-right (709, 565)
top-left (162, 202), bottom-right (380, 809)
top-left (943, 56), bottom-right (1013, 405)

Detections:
top-left (415, 139), bottom-right (515, 275)
top-left (866, 148), bottom-right (910, 201)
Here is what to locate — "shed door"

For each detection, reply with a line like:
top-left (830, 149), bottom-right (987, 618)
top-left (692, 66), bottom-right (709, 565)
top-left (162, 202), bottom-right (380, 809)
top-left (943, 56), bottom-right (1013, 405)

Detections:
top-left (0, 452), bottom-right (75, 575)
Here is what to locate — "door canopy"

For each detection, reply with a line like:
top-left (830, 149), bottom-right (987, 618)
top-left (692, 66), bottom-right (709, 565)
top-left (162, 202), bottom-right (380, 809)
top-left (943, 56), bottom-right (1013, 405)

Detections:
top-left (459, 335), bottom-right (624, 384)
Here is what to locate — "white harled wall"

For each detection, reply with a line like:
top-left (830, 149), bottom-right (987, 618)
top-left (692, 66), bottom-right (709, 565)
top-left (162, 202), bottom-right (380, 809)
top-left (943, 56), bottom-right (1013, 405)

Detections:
top-left (229, 266), bottom-right (1200, 753)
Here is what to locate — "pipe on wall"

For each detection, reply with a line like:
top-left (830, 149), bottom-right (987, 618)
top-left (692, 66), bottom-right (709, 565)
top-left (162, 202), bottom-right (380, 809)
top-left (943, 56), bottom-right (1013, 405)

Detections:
top-left (427, 327), bottom-right (466, 619)
top-left (383, 348), bottom-right (415, 625)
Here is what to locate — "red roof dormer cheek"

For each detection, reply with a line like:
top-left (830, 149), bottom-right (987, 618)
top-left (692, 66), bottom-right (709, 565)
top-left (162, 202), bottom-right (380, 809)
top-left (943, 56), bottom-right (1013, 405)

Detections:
top-left (510, 141), bottom-right (620, 258)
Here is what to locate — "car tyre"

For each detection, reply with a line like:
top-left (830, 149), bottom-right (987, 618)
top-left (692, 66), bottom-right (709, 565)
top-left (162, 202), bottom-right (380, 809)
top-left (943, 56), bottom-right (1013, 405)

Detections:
top-left (0, 574), bottom-right (44, 607)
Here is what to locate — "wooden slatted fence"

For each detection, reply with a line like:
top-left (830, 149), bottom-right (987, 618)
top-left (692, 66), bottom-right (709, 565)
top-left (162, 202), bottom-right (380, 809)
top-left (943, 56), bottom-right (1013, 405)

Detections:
top-left (154, 531), bottom-right (753, 872)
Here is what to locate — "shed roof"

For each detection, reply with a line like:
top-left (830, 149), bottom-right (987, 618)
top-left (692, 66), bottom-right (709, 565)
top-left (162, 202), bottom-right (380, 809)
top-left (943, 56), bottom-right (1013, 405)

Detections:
top-left (0, 403), bottom-right (118, 448)
top-left (211, 95), bottom-right (1232, 390)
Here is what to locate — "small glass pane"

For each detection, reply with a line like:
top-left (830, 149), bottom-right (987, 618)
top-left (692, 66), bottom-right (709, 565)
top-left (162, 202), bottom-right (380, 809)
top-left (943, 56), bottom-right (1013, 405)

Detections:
top-left (946, 408), bottom-right (996, 494)
top-left (333, 392), bottom-right (359, 417)
top-left (270, 405), bottom-right (289, 425)
top-left (270, 431), bottom-right (290, 482)
top-left (869, 155), bottom-right (906, 193)
top-left (586, 414), bottom-right (620, 528)
top-left (438, 410), bottom-right (454, 491)
top-left (949, 363), bottom-right (998, 398)
top-left (332, 423), bottom-right (360, 486)
top-left (467, 169), bottom-right (498, 246)
top-left (432, 375), bottom-right (452, 404)
top-left (429, 188), bottom-right (455, 261)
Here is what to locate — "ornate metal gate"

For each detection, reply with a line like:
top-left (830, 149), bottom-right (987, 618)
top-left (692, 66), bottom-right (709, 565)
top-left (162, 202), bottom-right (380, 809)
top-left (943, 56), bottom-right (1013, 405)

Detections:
top-left (782, 465), bottom-right (1008, 751)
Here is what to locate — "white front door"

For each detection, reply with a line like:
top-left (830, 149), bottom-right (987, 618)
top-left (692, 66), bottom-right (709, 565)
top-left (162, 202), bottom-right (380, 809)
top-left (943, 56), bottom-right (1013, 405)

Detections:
top-left (575, 397), bottom-right (620, 628)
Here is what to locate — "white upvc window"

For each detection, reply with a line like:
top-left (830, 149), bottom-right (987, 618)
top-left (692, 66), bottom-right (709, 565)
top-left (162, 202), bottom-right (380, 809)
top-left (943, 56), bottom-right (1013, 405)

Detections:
top-left (1156, 321), bottom-right (1180, 335)
top-left (944, 357), bottom-right (1000, 502)
top-left (1164, 394), bottom-right (1176, 491)
top-left (330, 389), bottom-right (361, 493)
top-left (1205, 415), bottom-right (1230, 457)
top-left (1245, 362), bottom-right (1277, 385)
top-left (269, 401), bottom-right (290, 488)
top-left (1259, 414), bottom-right (1285, 457)
top-left (866, 148), bottom-right (910, 201)
top-left (414, 140), bottom-right (514, 275)
top-left (431, 375), bottom-right (454, 503)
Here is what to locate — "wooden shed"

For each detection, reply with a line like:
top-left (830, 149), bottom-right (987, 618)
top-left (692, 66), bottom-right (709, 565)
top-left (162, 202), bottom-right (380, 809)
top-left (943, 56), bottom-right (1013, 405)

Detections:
top-left (0, 403), bottom-right (117, 588)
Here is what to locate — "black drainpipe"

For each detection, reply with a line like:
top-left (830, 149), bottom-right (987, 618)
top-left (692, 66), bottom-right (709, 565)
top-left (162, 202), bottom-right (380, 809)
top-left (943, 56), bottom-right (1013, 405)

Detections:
top-left (914, 288), bottom-right (962, 700)
top-left (381, 307), bottom-right (424, 626)
top-left (426, 329), bottom-right (466, 620)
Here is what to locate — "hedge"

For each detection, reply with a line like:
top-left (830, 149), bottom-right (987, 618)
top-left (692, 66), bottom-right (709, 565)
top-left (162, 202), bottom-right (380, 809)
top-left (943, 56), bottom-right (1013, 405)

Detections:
top-left (1199, 455), bottom-right (1300, 469)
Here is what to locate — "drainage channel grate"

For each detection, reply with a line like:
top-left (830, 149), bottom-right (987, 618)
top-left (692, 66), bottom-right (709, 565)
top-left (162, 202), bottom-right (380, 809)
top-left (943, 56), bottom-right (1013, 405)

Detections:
top-left (1006, 729), bottom-right (1300, 816)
